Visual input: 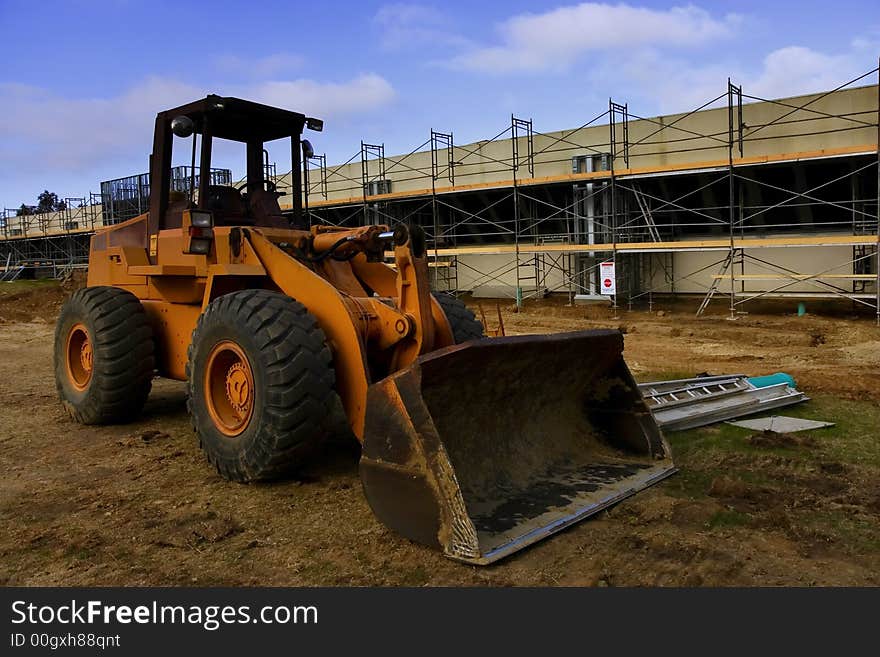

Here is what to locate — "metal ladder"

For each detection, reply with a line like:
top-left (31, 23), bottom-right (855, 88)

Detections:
top-left (696, 250), bottom-right (738, 316)
top-left (639, 376), bottom-right (751, 410)
top-left (631, 185), bottom-right (661, 242)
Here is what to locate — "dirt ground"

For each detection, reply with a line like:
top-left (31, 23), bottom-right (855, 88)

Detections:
top-left (1, 281), bottom-right (879, 586)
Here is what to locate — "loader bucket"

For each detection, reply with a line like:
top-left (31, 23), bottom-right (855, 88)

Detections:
top-left (360, 329), bottom-right (675, 565)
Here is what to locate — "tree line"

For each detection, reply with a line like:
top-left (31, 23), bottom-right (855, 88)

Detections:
top-left (16, 190), bottom-right (68, 216)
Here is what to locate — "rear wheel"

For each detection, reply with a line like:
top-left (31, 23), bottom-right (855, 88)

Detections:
top-left (54, 286), bottom-right (154, 424)
top-left (433, 293), bottom-right (485, 343)
top-left (187, 289), bottom-right (338, 482)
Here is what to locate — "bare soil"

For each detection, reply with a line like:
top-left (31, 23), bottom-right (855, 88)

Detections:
top-left (2, 284), bottom-right (879, 586)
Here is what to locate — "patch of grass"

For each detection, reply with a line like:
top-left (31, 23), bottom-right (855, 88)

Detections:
top-left (663, 465), bottom-right (719, 499)
top-left (0, 279), bottom-right (60, 297)
top-left (707, 509), bottom-right (750, 529)
top-left (753, 395), bottom-right (880, 468)
top-left (816, 512), bottom-right (880, 554)
top-left (63, 545), bottom-right (97, 561)
top-left (658, 394), bottom-right (880, 528)
top-left (668, 422), bottom-right (747, 457)
top-left (665, 394), bottom-right (880, 468)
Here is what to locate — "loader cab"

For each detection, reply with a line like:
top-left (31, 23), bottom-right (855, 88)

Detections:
top-left (147, 94), bottom-right (322, 238)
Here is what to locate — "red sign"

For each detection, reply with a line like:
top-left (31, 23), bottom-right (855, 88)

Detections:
top-left (599, 261), bottom-right (616, 295)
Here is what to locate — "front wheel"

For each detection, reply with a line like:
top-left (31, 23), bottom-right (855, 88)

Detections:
top-left (53, 286), bottom-right (154, 424)
top-left (186, 289), bottom-right (339, 482)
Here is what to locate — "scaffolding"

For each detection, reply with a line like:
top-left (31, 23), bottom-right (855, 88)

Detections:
top-left (100, 166), bottom-right (233, 225)
top-left (299, 61), bottom-right (879, 323)
top-left (2, 62), bottom-right (878, 322)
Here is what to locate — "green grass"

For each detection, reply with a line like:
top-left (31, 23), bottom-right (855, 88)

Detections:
top-left (63, 545), bottom-right (97, 561)
top-left (660, 393), bottom-right (880, 497)
top-left (753, 396), bottom-right (880, 468)
top-left (817, 512), bottom-right (880, 554)
top-left (659, 394), bottom-right (880, 552)
top-left (663, 464), bottom-right (720, 499)
top-left (0, 279), bottom-right (60, 296)
top-left (707, 509), bottom-right (751, 529)
top-left (665, 393), bottom-right (880, 469)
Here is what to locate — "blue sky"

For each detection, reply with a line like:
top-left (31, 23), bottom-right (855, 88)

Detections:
top-left (1, 0), bottom-right (878, 208)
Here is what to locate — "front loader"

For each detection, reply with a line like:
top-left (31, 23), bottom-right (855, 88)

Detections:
top-left (54, 95), bottom-right (674, 564)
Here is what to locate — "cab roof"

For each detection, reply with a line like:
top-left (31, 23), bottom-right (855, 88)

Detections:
top-left (158, 94), bottom-right (308, 142)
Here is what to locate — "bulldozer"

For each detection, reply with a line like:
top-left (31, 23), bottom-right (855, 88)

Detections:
top-left (53, 95), bottom-right (675, 564)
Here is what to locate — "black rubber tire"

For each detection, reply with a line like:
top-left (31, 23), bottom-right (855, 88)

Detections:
top-left (54, 286), bottom-right (154, 424)
top-left (187, 289), bottom-right (338, 482)
top-left (433, 293), bottom-right (485, 343)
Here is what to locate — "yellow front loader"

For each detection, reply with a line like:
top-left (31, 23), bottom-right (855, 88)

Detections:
top-left (54, 95), bottom-right (674, 564)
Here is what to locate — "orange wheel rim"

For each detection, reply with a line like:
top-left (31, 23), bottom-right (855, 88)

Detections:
top-left (65, 323), bottom-right (93, 391)
top-left (204, 340), bottom-right (255, 437)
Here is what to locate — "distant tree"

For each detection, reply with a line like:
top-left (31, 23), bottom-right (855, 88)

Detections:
top-left (36, 190), bottom-right (67, 213)
top-left (16, 204), bottom-right (34, 216)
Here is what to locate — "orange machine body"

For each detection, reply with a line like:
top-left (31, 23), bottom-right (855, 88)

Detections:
top-left (87, 213), bottom-right (454, 440)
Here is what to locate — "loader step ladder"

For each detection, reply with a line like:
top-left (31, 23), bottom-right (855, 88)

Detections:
top-left (0, 267), bottom-right (25, 282)
top-left (696, 250), bottom-right (739, 316)
top-left (515, 250), bottom-right (541, 304)
top-left (640, 375), bottom-right (751, 410)
top-left (631, 184), bottom-right (661, 242)
top-left (0, 252), bottom-right (25, 282)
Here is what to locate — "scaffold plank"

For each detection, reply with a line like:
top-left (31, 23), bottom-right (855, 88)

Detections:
top-left (292, 143), bottom-right (879, 210)
top-left (430, 234), bottom-right (878, 257)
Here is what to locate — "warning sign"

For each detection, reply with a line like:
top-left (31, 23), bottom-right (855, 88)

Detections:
top-left (599, 261), bottom-right (616, 295)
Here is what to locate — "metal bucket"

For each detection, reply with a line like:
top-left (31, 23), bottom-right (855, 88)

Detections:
top-left (360, 329), bottom-right (675, 564)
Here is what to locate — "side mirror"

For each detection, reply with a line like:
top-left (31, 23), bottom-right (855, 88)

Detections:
top-left (171, 116), bottom-right (195, 138)
top-left (301, 139), bottom-right (315, 159)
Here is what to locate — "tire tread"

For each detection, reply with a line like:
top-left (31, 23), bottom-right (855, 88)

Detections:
top-left (187, 289), bottom-right (339, 482)
top-left (54, 286), bottom-right (154, 424)
top-left (433, 293), bottom-right (485, 343)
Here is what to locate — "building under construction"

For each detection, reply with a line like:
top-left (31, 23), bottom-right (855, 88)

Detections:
top-left (2, 64), bottom-right (878, 319)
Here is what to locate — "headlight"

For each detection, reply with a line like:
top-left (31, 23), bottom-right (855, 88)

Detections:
top-left (188, 237), bottom-right (212, 254)
top-left (191, 211), bottom-right (213, 228)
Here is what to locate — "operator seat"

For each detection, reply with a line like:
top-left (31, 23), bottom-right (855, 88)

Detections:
top-left (246, 188), bottom-right (289, 229)
top-left (205, 185), bottom-right (250, 225)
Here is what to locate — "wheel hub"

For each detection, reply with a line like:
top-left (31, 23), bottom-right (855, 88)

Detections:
top-left (65, 323), bottom-right (93, 391)
top-left (225, 362), bottom-right (251, 416)
top-left (80, 340), bottom-right (93, 374)
top-left (204, 341), bottom-right (255, 437)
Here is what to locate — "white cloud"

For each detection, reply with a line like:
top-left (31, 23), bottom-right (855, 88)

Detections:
top-left (747, 47), bottom-right (864, 100)
top-left (0, 77), bottom-right (202, 172)
top-left (614, 42), bottom-right (873, 116)
top-left (215, 52), bottom-right (305, 78)
top-left (373, 3), bottom-right (470, 50)
top-left (451, 2), bottom-right (739, 73)
top-left (249, 74), bottom-right (395, 118)
top-left (0, 73), bottom-right (395, 179)
top-left (375, 3), bottom-right (444, 27)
